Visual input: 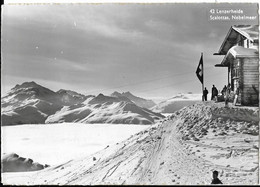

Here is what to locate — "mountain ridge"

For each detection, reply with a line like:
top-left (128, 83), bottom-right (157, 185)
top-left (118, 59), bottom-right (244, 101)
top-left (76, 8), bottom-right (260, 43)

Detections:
top-left (111, 91), bottom-right (156, 109)
top-left (1, 82), bottom-right (164, 125)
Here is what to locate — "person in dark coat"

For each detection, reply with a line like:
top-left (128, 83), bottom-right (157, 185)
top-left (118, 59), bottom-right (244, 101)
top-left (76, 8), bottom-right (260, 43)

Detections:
top-left (211, 85), bottom-right (217, 100)
top-left (214, 87), bottom-right (218, 101)
top-left (203, 87), bottom-right (209, 101)
top-left (211, 170), bottom-right (223, 184)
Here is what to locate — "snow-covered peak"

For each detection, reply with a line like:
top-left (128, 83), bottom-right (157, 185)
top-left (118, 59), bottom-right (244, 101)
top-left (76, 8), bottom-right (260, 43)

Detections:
top-left (111, 91), bottom-right (156, 109)
top-left (89, 93), bottom-right (131, 105)
top-left (111, 91), bottom-right (121, 97)
top-left (8, 81), bottom-right (57, 98)
top-left (12, 81), bottom-right (38, 89)
top-left (122, 91), bottom-right (133, 97)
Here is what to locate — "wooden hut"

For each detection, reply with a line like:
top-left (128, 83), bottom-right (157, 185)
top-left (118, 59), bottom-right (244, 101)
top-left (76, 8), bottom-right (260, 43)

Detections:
top-left (214, 25), bottom-right (259, 106)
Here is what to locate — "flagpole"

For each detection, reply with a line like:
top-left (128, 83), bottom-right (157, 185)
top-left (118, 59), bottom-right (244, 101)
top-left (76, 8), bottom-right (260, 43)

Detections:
top-left (202, 52), bottom-right (204, 102)
top-left (196, 52), bottom-right (204, 102)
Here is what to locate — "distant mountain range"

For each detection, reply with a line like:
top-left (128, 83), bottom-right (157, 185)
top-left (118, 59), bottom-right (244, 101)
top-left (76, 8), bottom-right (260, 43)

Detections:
top-left (1, 82), bottom-right (163, 125)
top-left (151, 94), bottom-right (201, 113)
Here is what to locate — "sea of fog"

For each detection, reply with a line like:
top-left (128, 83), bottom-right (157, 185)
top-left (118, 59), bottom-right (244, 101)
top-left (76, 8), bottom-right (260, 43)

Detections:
top-left (1, 123), bottom-right (149, 165)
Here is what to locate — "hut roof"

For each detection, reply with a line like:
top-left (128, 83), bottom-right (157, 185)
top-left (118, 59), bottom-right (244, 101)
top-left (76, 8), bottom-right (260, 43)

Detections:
top-left (215, 25), bottom-right (259, 55)
top-left (218, 46), bottom-right (258, 66)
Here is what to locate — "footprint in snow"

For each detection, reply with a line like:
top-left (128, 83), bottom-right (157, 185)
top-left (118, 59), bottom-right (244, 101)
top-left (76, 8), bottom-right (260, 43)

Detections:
top-left (160, 162), bottom-right (164, 165)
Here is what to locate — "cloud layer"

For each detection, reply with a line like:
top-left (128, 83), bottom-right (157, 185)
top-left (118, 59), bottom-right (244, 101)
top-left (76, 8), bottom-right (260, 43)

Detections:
top-left (2, 3), bottom-right (258, 98)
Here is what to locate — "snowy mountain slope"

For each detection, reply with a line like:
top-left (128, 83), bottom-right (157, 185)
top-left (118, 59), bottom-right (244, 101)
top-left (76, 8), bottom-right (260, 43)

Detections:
top-left (3, 102), bottom-right (258, 185)
top-left (111, 91), bottom-right (156, 109)
top-left (2, 81), bottom-right (59, 111)
top-left (89, 93), bottom-right (132, 105)
top-left (152, 93), bottom-right (201, 113)
top-left (83, 101), bottom-right (163, 124)
top-left (56, 89), bottom-right (93, 105)
top-left (1, 82), bottom-right (164, 125)
top-left (1, 82), bottom-right (64, 125)
top-left (45, 104), bottom-right (93, 123)
top-left (46, 95), bottom-right (164, 125)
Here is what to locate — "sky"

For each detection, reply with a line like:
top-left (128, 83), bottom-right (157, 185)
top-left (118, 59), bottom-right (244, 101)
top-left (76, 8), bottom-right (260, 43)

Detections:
top-left (1, 3), bottom-right (259, 99)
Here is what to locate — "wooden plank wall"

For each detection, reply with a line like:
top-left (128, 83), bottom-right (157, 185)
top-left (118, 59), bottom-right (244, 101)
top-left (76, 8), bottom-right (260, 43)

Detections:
top-left (240, 57), bottom-right (259, 105)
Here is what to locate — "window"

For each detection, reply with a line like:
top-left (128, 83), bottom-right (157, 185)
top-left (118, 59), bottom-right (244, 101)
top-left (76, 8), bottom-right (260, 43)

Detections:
top-left (232, 68), bottom-right (240, 79)
top-left (234, 69), bottom-right (239, 78)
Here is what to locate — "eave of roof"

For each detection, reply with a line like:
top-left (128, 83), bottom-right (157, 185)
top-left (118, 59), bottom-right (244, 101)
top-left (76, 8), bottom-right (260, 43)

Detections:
top-left (217, 26), bottom-right (234, 55)
top-left (217, 25), bottom-right (259, 55)
top-left (220, 46), bottom-right (258, 66)
top-left (215, 64), bottom-right (228, 67)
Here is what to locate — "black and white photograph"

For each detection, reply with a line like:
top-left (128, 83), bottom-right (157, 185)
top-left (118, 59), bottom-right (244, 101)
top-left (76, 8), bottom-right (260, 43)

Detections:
top-left (1, 1), bottom-right (259, 185)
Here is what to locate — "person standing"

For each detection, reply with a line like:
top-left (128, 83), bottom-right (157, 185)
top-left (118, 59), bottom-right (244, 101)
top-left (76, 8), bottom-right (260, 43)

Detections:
top-left (214, 86), bottom-right (218, 101)
top-left (211, 85), bottom-right (216, 100)
top-left (203, 87), bottom-right (209, 101)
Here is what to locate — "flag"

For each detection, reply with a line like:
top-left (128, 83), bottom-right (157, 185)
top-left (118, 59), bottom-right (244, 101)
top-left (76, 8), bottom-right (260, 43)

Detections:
top-left (196, 54), bottom-right (203, 84)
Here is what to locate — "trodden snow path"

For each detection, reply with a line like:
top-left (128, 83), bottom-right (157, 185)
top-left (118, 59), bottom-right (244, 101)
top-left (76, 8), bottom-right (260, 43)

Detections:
top-left (132, 119), bottom-right (211, 185)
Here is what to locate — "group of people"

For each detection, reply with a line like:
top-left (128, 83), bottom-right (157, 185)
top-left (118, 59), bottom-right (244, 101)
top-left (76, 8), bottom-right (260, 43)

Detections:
top-left (203, 84), bottom-right (233, 103)
top-left (202, 85), bottom-right (219, 101)
top-left (221, 84), bottom-right (231, 97)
